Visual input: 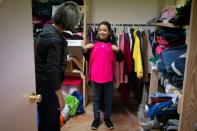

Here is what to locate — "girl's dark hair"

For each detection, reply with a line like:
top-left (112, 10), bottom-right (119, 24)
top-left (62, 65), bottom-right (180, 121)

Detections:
top-left (98, 21), bottom-right (112, 32)
top-left (97, 21), bottom-right (117, 44)
top-left (52, 1), bottom-right (82, 31)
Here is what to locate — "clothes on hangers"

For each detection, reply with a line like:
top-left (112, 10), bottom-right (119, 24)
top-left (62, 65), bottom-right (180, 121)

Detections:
top-left (86, 24), bottom-right (155, 102)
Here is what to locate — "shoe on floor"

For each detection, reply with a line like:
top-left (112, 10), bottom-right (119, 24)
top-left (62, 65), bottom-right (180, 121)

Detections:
top-left (91, 119), bottom-right (100, 130)
top-left (104, 119), bottom-right (114, 130)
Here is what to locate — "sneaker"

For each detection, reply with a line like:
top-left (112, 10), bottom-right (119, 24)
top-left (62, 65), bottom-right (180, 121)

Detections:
top-left (104, 119), bottom-right (114, 129)
top-left (91, 119), bottom-right (100, 130)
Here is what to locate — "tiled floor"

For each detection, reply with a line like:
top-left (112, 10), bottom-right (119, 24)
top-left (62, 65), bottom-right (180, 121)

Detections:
top-left (61, 96), bottom-right (142, 131)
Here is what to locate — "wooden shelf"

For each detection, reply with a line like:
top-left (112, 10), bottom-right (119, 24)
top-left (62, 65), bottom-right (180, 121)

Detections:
top-left (66, 56), bottom-right (83, 76)
top-left (67, 40), bottom-right (82, 46)
top-left (148, 68), bottom-right (159, 104)
top-left (174, 90), bottom-right (183, 114)
top-left (152, 23), bottom-right (188, 28)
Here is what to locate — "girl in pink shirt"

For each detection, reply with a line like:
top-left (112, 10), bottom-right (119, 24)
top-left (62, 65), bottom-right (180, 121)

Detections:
top-left (83, 21), bottom-right (122, 130)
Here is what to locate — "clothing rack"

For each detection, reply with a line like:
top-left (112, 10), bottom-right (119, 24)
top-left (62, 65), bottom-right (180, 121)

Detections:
top-left (86, 23), bottom-right (155, 26)
top-left (86, 23), bottom-right (156, 35)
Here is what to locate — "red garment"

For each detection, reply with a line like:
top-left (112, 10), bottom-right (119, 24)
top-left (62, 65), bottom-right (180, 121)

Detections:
top-left (124, 33), bottom-right (132, 74)
top-left (151, 97), bottom-right (172, 104)
top-left (141, 32), bottom-right (149, 82)
top-left (63, 79), bottom-right (82, 86)
top-left (117, 83), bottom-right (131, 103)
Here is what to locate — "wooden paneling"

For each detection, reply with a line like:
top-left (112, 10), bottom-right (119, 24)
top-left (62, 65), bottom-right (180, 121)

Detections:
top-left (179, 0), bottom-right (197, 130)
top-left (148, 69), bottom-right (159, 103)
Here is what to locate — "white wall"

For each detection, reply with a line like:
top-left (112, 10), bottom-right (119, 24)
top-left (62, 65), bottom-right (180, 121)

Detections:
top-left (89, 0), bottom-right (157, 24)
top-left (89, 0), bottom-right (176, 24)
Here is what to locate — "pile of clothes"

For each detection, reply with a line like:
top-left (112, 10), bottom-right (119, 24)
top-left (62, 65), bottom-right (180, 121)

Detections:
top-left (147, 0), bottom-right (191, 26)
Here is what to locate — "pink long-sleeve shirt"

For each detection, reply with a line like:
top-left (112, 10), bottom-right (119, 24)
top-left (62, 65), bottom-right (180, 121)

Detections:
top-left (119, 32), bottom-right (125, 83)
top-left (88, 41), bottom-right (116, 83)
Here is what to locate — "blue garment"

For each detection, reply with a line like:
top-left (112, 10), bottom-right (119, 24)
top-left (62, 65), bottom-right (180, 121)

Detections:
top-left (149, 92), bottom-right (174, 98)
top-left (147, 100), bottom-right (173, 120)
top-left (157, 28), bottom-right (186, 42)
top-left (171, 75), bottom-right (184, 88)
top-left (162, 45), bottom-right (187, 73)
top-left (92, 81), bottom-right (114, 119)
top-left (148, 30), bottom-right (155, 47)
top-left (156, 104), bottom-right (177, 117)
top-left (71, 91), bottom-right (84, 114)
top-left (172, 53), bottom-right (186, 76)
top-left (156, 57), bottom-right (167, 73)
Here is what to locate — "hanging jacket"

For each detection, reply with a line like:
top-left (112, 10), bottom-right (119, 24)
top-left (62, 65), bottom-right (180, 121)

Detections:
top-left (119, 32), bottom-right (125, 83)
top-left (124, 33), bottom-right (132, 74)
top-left (133, 30), bottom-right (143, 79)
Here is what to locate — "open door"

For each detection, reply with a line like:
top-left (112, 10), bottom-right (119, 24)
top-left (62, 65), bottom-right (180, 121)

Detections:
top-left (0, 0), bottom-right (37, 131)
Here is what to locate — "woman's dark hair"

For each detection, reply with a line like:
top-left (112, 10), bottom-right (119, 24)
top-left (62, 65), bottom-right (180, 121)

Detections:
top-left (52, 1), bottom-right (82, 31)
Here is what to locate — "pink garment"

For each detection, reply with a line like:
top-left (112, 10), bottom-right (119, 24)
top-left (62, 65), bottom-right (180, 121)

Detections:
top-left (160, 5), bottom-right (177, 24)
top-left (88, 41), bottom-right (116, 83)
top-left (119, 32), bottom-right (125, 83)
top-left (157, 36), bottom-right (169, 46)
top-left (156, 36), bottom-right (169, 54)
top-left (156, 46), bottom-right (165, 54)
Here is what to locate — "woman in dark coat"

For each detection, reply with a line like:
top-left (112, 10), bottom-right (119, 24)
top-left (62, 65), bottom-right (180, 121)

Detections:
top-left (35, 1), bottom-right (81, 131)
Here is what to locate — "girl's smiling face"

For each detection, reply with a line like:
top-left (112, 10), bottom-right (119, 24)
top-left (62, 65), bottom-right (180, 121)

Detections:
top-left (98, 24), bottom-right (110, 40)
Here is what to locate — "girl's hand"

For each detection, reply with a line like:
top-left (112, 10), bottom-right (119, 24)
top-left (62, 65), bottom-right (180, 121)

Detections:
top-left (83, 43), bottom-right (94, 52)
top-left (112, 45), bottom-right (120, 52)
top-left (85, 43), bottom-right (94, 49)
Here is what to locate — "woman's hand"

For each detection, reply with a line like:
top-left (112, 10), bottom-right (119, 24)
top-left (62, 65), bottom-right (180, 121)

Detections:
top-left (55, 89), bottom-right (65, 111)
top-left (112, 45), bottom-right (120, 52)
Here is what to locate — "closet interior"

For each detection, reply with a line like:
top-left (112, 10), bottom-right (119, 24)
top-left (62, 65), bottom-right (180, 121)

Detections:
top-left (84, 0), bottom-right (197, 130)
top-left (32, 0), bottom-right (197, 130)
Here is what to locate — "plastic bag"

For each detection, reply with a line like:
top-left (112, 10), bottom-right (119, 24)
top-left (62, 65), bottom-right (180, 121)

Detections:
top-left (65, 95), bottom-right (79, 116)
